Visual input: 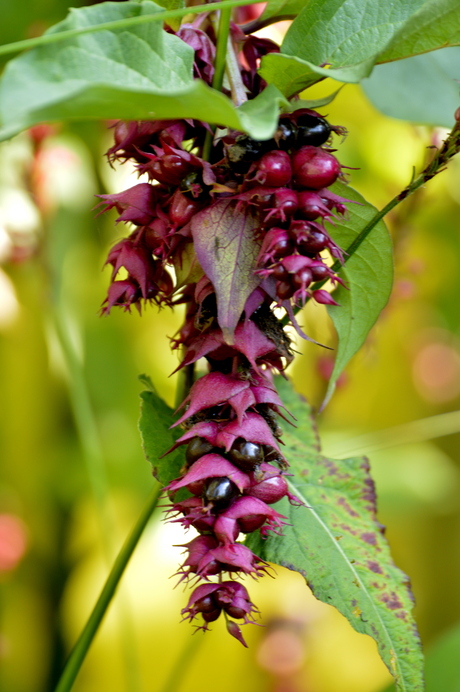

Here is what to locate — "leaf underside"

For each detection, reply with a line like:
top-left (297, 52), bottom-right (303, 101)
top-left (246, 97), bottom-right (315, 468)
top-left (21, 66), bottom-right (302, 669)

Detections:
top-left (246, 377), bottom-right (424, 692)
top-left (0, 1), bottom-right (284, 142)
top-left (191, 199), bottom-right (263, 343)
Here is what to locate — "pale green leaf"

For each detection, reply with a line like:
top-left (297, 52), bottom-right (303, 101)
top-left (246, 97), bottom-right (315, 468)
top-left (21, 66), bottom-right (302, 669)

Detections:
top-left (259, 53), bottom-right (374, 97)
top-left (324, 183), bottom-right (393, 407)
top-left (363, 47), bottom-right (460, 128)
top-left (247, 378), bottom-right (424, 692)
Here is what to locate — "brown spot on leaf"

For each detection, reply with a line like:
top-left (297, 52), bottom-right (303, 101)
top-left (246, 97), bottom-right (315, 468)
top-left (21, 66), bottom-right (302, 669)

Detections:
top-left (340, 523), bottom-right (357, 535)
top-left (381, 592), bottom-right (404, 610)
top-left (361, 532), bottom-right (377, 545)
top-left (337, 497), bottom-right (359, 517)
top-left (396, 612), bottom-right (407, 620)
top-left (367, 561), bottom-right (383, 574)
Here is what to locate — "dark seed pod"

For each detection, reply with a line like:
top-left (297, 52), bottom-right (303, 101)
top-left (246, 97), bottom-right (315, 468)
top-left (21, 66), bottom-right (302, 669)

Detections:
top-left (185, 437), bottom-right (215, 467)
top-left (228, 438), bottom-right (264, 471)
top-left (204, 477), bottom-right (239, 509)
top-left (225, 605), bottom-right (247, 619)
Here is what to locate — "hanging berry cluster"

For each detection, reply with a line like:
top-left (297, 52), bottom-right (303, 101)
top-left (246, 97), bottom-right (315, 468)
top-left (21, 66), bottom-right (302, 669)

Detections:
top-left (98, 19), bottom-right (352, 646)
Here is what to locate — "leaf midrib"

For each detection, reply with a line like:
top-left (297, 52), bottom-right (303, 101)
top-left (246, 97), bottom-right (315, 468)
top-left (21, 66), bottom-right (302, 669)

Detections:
top-left (285, 475), bottom-right (405, 688)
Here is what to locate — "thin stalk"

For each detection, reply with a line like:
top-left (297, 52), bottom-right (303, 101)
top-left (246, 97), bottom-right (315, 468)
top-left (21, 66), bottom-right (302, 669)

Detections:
top-left (52, 307), bottom-right (112, 543)
top-left (54, 483), bottom-right (162, 692)
top-left (52, 307), bottom-right (142, 692)
top-left (336, 116), bottom-right (460, 273)
top-left (202, 5), bottom-right (233, 160)
top-left (0, 0), bottom-right (260, 58)
top-left (283, 115), bottom-right (460, 324)
top-left (212, 7), bottom-right (232, 94)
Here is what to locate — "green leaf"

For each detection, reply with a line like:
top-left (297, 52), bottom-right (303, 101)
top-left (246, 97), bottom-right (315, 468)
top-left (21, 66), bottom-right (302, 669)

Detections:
top-left (259, 0), bottom-right (306, 23)
top-left (379, 0), bottom-right (460, 63)
top-left (362, 47), bottom-right (460, 128)
top-left (323, 183), bottom-right (393, 407)
top-left (259, 53), bottom-right (374, 97)
top-left (0, 1), bottom-right (282, 142)
top-left (138, 380), bottom-right (184, 487)
top-left (261, 0), bottom-right (460, 97)
top-left (190, 199), bottom-right (263, 344)
top-left (247, 378), bottom-right (424, 692)
top-left (382, 620), bottom-right (460, 691)
top-left (281, 0), bottom-right (426, 70)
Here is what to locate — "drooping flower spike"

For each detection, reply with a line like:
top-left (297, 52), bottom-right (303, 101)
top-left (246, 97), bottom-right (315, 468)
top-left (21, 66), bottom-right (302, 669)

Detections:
top-left (100, 13), bottom-right (352, 644)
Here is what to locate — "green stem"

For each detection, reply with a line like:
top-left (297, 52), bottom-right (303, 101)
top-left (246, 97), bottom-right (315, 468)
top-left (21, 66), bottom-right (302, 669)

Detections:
top-left (0, 0), bottom-right (259, 58)
top-left (202, 5), bottom-right (233, 161)
top-left (283, 116), bottom-right (460, 324)
top-left (52, 307), bottom-right (112, 543)
top-left (54, 483), bottom-right (162, 692)
top-left (212, 7), bottom-right (232, 94)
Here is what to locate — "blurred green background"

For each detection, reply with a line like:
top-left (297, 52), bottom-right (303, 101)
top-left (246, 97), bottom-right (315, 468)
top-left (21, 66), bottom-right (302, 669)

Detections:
top-left (2, 3), bottom-right (460, 692)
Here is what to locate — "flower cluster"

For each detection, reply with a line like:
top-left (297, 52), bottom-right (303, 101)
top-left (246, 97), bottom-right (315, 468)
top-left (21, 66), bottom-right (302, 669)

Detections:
top-left (99, 20), bottom-right (351, 645)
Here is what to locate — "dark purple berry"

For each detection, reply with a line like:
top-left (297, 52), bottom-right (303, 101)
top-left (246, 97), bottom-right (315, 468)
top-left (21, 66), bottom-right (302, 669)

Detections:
top-left (204, 477), bottom-right (239, 508)
top-left (202, 608), bottom-right (222, 623)
top-left (293, 268), bottom-right (313, 289)
top-left (238, 514), bottom-right (266, 533)
top-left (276, 280), bottom-right (295, 300)
top-left (225, 605), bottom-right (247, 619)
top-left (292, 146), bottom-right (340, 189)
top-left (310, 263), bottom-right (330, 281)
top-left (256, 150), bottom-right (292, 187)
top-left (185, 437), bottom-right (215, 466)
top-left (272, 264), bottom-right (289, 281)
top-left (169, 190), bottom-right (201, 227)
top-left (298, 230), bottom-right (328, 255)
top-left (297, 190), bottom-right (333, 221)
top-left (228, 438), bottom-right (264, 471)
top-left (195, 595), bottom-right (217, 613)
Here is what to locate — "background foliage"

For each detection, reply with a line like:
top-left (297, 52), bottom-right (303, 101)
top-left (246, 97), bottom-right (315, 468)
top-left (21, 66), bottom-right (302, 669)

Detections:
top-left (2, 1), bottom-right (460, 691)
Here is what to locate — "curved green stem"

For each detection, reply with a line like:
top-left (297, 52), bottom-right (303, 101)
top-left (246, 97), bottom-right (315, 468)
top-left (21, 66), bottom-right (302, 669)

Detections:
top-left (283, 117), bottom-right (460, 324)
top-left (212, 7), bottom-right (232, 94)
top-left (54, 483), bottom-right (162, 692)
top-left (0, 0), bottom-right (259, 58)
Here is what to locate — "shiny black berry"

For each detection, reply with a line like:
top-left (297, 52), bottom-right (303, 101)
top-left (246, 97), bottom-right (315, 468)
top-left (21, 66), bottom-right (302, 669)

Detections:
top-left (204, 477), bottom-right (239, 509)
top-left (228, 438), bottom-right (264, 471)
top-left (296, 113), bottom-right (331, 147)
top-left (275, 120), bottom-right (298, 150)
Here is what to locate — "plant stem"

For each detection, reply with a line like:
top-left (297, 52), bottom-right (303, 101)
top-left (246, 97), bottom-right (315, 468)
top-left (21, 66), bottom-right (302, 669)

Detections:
top-left (212, 7), bottom-right (232, 94)
top-left (282, 115), bottom-right (460, 325)
top-left (0, 0), bottom-right (260, 58)
top-left (54, 483), bottom-right (162, 692)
